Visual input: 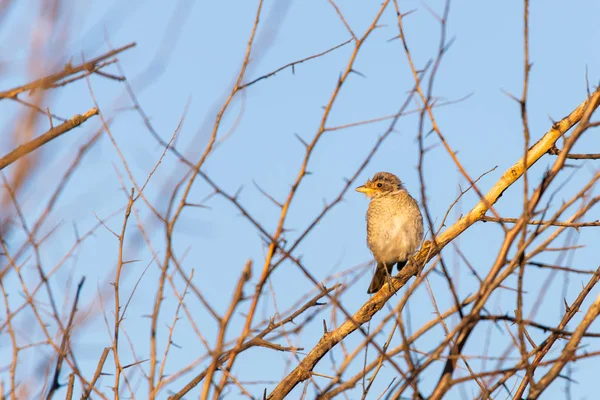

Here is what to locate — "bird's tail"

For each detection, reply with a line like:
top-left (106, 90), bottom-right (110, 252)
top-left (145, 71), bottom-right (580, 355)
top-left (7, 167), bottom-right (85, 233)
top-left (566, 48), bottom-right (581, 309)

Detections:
top-left (368, 262), bottom-right (392, 294)
top-left (367, 260), bottom-right (408, 294)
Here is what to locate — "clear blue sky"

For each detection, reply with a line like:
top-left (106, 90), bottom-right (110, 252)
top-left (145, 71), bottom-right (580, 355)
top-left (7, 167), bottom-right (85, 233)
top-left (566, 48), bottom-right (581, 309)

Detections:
top-left (1, 0), bottom-right (599, 398)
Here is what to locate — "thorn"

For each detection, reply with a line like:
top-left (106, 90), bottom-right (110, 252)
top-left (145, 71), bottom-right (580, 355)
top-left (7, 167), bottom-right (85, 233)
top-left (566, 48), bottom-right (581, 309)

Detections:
top-left (322, 319), bottom-right (328, 334)
top-left (64, 57), bottom-right (74, 71)
top-left (500, 89), bottom-right (519, 103)
top-left (253, 180), bottom-right (283, 208)
top-left (443, 37), bottom-right (457, 53)
top-left (349, 68), bottom-right (366, 78)
top-left (423, 143), bottom-right (441, 153)
top-left (122, 259), bottom-right (141, 265)
top-left (564, 298), bottom-right (571, 313)
top-left (402, 9), bottom-right (417, 18)
top-left (72, 221), bottom-right (81, 241)
top-left (233, 185), bottom-right (244, 200)
top-left (184, 202), bottom-right (211, 209)
top-left (387, 34), bottom-right (401, 43)
top-left (294, 133), bottom-right (308, 147)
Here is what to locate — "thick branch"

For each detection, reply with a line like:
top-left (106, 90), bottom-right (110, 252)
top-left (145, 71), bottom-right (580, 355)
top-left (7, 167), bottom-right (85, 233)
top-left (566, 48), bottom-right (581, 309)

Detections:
top-left (0, 108), bottom-right (99, 171)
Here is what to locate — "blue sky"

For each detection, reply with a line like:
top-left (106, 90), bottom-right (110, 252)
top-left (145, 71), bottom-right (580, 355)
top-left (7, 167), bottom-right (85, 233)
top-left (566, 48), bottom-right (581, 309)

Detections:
top-left (1, 0), bottom-right (599, 398)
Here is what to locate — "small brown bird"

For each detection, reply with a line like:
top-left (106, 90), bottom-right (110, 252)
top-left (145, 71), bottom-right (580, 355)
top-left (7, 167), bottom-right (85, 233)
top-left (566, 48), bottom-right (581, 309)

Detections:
top-left (356, 172), bottom-right (424, 294)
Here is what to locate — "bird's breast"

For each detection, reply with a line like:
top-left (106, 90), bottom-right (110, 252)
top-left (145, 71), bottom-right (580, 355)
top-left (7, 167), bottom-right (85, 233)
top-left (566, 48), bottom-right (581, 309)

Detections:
top-left (366, 195), bottom-right (423, 265)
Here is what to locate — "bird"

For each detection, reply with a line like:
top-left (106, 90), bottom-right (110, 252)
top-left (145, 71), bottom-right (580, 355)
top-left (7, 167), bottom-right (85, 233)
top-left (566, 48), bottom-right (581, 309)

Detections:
top-left (356, 172), bottom-right (424, 294)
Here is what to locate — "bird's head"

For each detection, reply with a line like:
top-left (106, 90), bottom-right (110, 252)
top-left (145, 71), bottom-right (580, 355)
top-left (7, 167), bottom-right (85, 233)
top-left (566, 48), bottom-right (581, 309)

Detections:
top-left (355, 172), bottom-right (403, 198)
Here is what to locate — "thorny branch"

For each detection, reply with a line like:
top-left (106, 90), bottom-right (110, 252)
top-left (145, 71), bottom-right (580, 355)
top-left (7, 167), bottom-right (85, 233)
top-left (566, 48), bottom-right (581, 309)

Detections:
top-left (2, 3), bottom-right (600, 400)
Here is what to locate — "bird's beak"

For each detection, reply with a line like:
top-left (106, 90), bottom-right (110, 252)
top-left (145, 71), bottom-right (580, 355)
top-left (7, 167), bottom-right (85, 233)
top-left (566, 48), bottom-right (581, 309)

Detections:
top-left (355, 185), bottom-right (370, 194)
top-left (356, 179), bottom-right (373, 194)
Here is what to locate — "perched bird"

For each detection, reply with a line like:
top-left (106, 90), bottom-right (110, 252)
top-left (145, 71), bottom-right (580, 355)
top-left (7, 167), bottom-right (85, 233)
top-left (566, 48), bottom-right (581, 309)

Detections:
top-left (356, 172), bottom-right (424, 294)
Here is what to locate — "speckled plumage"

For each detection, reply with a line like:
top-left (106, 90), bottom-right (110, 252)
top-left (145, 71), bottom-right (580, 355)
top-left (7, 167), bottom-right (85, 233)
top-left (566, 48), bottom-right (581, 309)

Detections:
top-left (356, 172), bottom-right (424, 293)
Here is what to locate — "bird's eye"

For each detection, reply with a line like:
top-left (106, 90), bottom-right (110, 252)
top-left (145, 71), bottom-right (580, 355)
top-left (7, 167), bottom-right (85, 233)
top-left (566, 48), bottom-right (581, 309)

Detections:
top-left (376, 183), bottom-right (383, 188)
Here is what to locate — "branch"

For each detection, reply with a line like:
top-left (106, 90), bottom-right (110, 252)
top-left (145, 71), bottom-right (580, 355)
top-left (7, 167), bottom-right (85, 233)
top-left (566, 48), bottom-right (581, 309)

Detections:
top-left (167, 285), bottom-right (337, 400)
top-left (0, 43), bottom-right (136, 100)
top-left (548, 145), bottom-right (600, 160)
top-left (46, 278), bottom-right (86, 399)
top-left (528, 290), bottom-right (600, 398)
top-left (239, 39), bottom-right (352, 90)
top-left (81, 347), bottom-right (110, 399)
top-left (480, 314), bottom-right (600, 338)
top-left (481, 216), bottom-right (600, 228)
top-left (267, 88), bottom-right (600, 400)
top-left (0, 108), bottom-right (99, 171)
